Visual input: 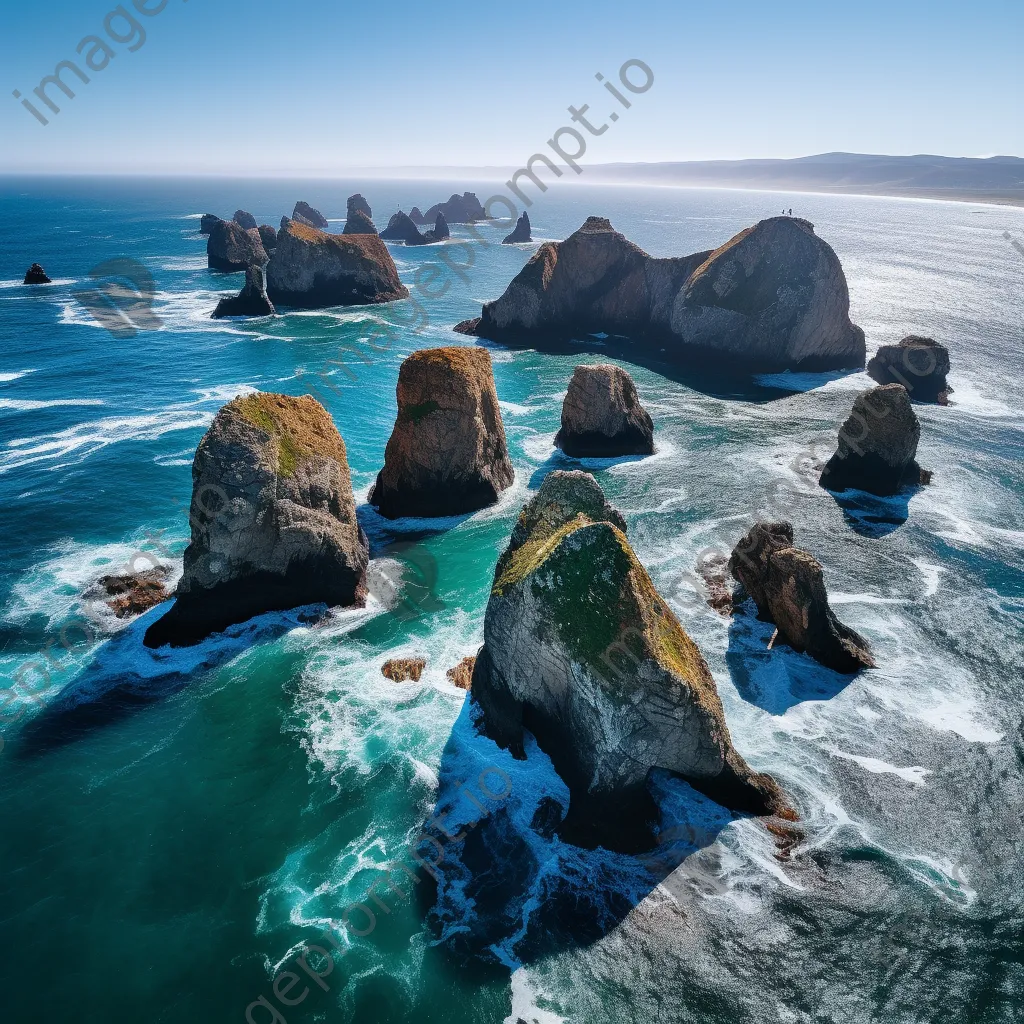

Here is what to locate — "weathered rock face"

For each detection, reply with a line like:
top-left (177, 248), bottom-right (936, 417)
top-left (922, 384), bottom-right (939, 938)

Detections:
top-left (447, 656), bottom-right (475, 690)
top-left (233, 209), bottom-right (258, 231)
top-left (673, 217), bottom-right (865, 370)
top-left (347, 194), bottom-right (372, 219)
top-left (266, 219), bottom-right (409, 308)
top-left (200, 214), bottom-right (221, 235)
top-left (144, 392), bottom-right (369, 648)
top-left (258, 224), bottom-right (278, 251)
top-left (343, 194), bottom-right (377, 235)
top-left (456, 216), bottom-right (710, 343)
top-left (867, 336), bottom-right (952, 404)
top-left (502, 211), bottom-right (531, 244)
top-left (83, 566), bottom-right (171, 619)
top-left (382, 657), bottom-right (426, 682)
top-left (554, 363), bottom-right (654, 457)
top-left (23, 263), bottom-right (52, 284)
top-left (472, 471), bottom-right (792, 847)
top-left (369, 347), bottom-right (515, 518)
top-left (212, 264), bottom-right (276, 319)
top-left (819, 383), bottom-right (929, 496)
top-left (379, 211), bottom-right (429, 245)
top-left (207, 220), bottom-right (268, 273)
top-left (292, 201), bottom-right (329, 230)
top-left (422, 192), bottom-right (486, 223)
top-left (457, 216), bottom-right (866, 373)
top-left (729, 522), bottom-right (874, 673)
top-left (423, 212), bottom-right (450, 243)
top-left (409, 206), bottom-right (426, 225)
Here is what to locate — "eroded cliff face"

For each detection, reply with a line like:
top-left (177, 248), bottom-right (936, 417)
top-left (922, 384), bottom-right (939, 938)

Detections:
top-left (471, 471), bottom-right (792, 848)
top-left (819, 383), bottom-right (929, 496)
top-left (555, 363), bottom-right (654, 457)
top-left (207, 220), bottom-right (267, 273)
top-left (369, 347), bottom-right (514, 518)
top-left (266, 219), bottom-right (408, 308)
top-left (672, 217), bottom-right (865, 370)
top-left (457, 215), bottom-right (866, 372)
top-left (868, 336), bottom-right (952, 404)
top-left (144, 392), bottom-right (368, 647)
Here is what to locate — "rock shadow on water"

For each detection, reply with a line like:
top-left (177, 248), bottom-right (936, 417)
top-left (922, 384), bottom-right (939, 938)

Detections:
top-left (526, 446), bottom-right (650, 490)
top-left (415, 699), bottom-right (738, 971)
top-left (726, 598), bottom-right (860, 714)
top-left (824, 484), bottom-right (917, 538)
top-left (12, 601), bottom-right (319, 760)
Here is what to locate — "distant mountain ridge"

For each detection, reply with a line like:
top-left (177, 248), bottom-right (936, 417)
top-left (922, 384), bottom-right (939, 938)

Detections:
top-left (584, 153), bottom-right (1024, 206)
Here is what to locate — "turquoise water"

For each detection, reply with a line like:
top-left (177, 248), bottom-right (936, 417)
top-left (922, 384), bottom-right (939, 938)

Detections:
top-left (1, 177), bottom-right (1023, 1022)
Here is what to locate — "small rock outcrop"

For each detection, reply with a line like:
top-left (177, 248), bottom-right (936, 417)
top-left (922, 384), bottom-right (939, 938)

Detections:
top-left (369, 347), bottom-right (514, 518)
top-left (554, 363), bottom-right (654, 457)
top-left (422, 192), bottom-right (487, 223)
top-left (207, 220), bottom-right (268, 273)
top-left (23, 263), bottom-right (52, 284)
top-left (729, 522), bottom-right (874, 673)
top-left (144, 393), bottom-right (369, 648)
top-left (446, 656), bottom-right (475, 690)
top-left (456, 216), bottom-right (866, 372)
top-left (212, 264), bottom-right (276, 319)
top-left (233, 210), bottom-right (258, 230)
top-left (292, 201), bottom-right (330, 230)
top-left (471, 471), bottom-right (793, 848)
top-left (423, 212), bottom-right (450, 243)
top-left (379, 211), bottom-right (429, 245)
top-left (200, 214), bottom-right (221, 234)
top-left (502, 212), bottom-right (531, 244)
top-left (867, 336), bottom-right (952, 404)
top-left (697, 551), bottom-right (734, 616)
top-left (819, 383), bottom-right (930, 496)
top-left (258, 224), bottom-right (278, 252)
top-left (83, 566), bottom-right (171, 619)
top-left (382, 657), bottom-right (426, 682)
top-left (266, 219), bottom-right (408, 308)
top-left (343, 194), bottom-right (377, 235)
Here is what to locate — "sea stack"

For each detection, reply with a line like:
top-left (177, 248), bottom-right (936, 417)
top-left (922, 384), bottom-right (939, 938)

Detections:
top-left (144, 393), bottom-right (369, 648)
top-left (867, 336), bottom-right (952, 404)
top-left (343, 194), bottom-right (377, 235)
top-left (233, 210), bottom-right (258, 231)
top-left (212, 264), bottom-right (276, 318)
top-left (379, 211), bottom-right (429, 245)
top-left (502, 212), bottom-right (531, 244)
top-left (819, 383), bottom-right (930, 496)
top-left (369, 347), bottom-right (514, 518)
top-left (23, 263), bottom-right (52, 284)
top-left (554, 364), bottom-right (654, 457)
top-left (258, 224), bottom-right (278, 252)
top-left (423, 212), bottom-right (450, 243)
top-left (207, 220), bottom-right (268, 273)
top-left (471, 471), bottom-right (793, 848)
top-left (729, 522), bottom-right (874, 673)
top-left (456, 215), bottom-right (866, 372)
top-left (266, 219), bottom-right (408, 308)
top-left (200, 214), bottom-right (221, 234)
top-left (421, 192), bottom-right (487, 223)
top-left (292, 202), bottom-right (330, 230)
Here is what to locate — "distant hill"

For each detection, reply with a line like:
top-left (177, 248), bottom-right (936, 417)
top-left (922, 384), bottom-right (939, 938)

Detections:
top-left (584, 153), bottom-right (1024, 206)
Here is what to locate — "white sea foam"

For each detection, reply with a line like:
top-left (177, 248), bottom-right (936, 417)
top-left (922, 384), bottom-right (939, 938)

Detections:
top-left (0, 369), bottom-right (36, 383)
top-left (0, 398), bottom-right (105, 411)
top-left (828, 748), bottom-right (932, 786)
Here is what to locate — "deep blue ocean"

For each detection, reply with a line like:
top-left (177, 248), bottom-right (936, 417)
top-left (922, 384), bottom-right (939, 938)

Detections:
top-left (1, 176), bottom-right (1023, 1023)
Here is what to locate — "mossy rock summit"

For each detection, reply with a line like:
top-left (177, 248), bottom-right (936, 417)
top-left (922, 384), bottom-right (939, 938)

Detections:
top-left (144, 392), bottom-right (368, 648)
top-left (369, 347), bottom-right (514, 519)
top-left (472, 471), bottom-right (792, 849)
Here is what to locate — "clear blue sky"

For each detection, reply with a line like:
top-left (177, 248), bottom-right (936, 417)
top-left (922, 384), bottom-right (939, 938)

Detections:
top-left (1, 0), bottom-right (1021, 174)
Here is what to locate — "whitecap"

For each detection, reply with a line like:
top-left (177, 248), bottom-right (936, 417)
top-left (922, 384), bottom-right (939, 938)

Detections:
top-left (0, 369), bottom-right (36, 383)
top-left (0, 398), bottom-right (105, 412)
top-left (828, 748), bottom-right (932, 786)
